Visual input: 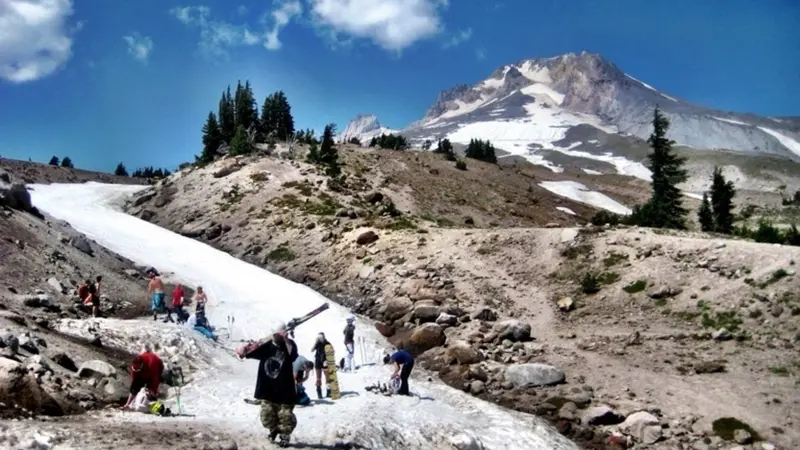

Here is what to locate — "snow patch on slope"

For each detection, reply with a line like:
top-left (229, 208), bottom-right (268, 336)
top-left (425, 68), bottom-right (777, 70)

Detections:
top-left (539, 181), bottom-right (631, 215)
top-left (28, 182), bottom-right (579, 450)
top-left (556, 206), bottom-right (577, 216)
top-left (757, 127), bottom-right (800, 158)
top-left (713, 116), bottom-right (749, 126)
top-left (625, 74), bottom-right (656, 91)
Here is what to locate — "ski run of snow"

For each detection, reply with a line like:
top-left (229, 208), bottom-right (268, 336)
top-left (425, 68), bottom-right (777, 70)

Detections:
top-left (28, 182), bottom-right (578, 450)
top-left (712, 116), bottom-right (749, 126)
top-left (538, 181), bottom-right (632, 215)
top-left (757, 126), bottom-right (800, 158)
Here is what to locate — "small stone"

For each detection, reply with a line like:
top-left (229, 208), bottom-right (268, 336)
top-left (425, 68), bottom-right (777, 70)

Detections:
top-left (733, 429), bottom-right (752, 444)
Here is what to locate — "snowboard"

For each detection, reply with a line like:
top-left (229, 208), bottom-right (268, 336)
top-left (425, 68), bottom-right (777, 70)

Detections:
top-left (237, 303), bottom-right (330, 358)
top-left (324, 343), bottom-right (340, 400)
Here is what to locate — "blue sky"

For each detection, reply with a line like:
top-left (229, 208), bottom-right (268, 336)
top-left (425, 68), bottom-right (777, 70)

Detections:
top-left (1, 0), bottom-right (798, 172)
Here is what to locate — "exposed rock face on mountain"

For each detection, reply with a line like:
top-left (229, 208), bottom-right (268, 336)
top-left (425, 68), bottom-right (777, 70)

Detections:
top-left (337, 114), bottom-right (396, 144)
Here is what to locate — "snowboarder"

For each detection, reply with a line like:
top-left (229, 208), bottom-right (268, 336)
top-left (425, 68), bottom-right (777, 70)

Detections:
top-left (383, 349), bottom-right (415, 396)
top-left (236, 321), bottom-right (298, 448)
top-left (310, 333), bottom-right (332, 399)
top-left (147, 271), bottom-right (166, 321)
top-left (123, 344), bottom-right (164, 409)
top-left (343, 315), bottom-right (356, 371)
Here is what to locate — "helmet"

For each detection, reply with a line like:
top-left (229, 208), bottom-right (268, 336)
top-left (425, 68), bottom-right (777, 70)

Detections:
top-left (346, 314), bottom-right (355, 322)
top-left (270, 320), bottom-right (287, 335)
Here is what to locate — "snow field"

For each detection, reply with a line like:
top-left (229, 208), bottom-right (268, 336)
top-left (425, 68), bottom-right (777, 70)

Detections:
top-left (29, 182), bottom-right (578, 450)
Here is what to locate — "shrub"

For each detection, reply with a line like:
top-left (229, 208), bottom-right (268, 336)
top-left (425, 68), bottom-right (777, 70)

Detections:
top-left (455, 160), bottom-right (467, 170)
top-left (591, 210), bottom-right (621, 226)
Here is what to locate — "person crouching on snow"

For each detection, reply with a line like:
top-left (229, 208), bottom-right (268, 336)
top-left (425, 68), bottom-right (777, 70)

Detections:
top-left (383, 349), bottom-right (415, 396)
top-left (123, 344), bottom-right (164, 409)
top-left (236, 321), bottom-right (298, 448)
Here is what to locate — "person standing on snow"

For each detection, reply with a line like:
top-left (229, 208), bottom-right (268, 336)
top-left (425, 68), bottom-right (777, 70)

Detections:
top-left (168, 284), bottom-right (187, 323)
top-left (147, 271), bottom-right (166, 321)
top-left (310, 333), bottom-right (332, 399)
top-left (383, 349), bottom-right (415, 396)
top-left (123, 344), bottom-right (164, 409)
top-left (343, 315), bottom-right (356, 371)
top-left (236, 321), bottom-right (298, 448)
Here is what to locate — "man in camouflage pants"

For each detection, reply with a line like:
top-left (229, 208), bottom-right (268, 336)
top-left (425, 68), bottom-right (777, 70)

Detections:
top-left (237, 321), bottom-right (299, 447)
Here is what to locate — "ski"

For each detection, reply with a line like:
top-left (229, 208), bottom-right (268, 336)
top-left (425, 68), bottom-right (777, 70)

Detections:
top-left (236, 303), bottom-right (330, 358)
top-left (243, 398), bottom-right (260, 405)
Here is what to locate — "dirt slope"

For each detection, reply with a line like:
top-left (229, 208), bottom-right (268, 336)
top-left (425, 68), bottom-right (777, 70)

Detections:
top-left (128, 147), bottom-right (799, 449)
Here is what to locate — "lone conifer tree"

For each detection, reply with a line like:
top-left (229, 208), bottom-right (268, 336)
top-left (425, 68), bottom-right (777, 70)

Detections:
top-left (260, 91), bottom-right (295, 141)
top-left (60, 157), bottom-right (74, 168)
top-left (319, 123), bottom-right (340, 176)
top-left (114, 163), bottom-right (129, 177)
top-left (199, 112), bottom-right (223, 165)
top-left (48, 156), bottom-right (59, 165)
top-left (709, 167), bottom-right (736, 234)
top-left (698, 193), bottom-right (714, 232)
top-left (634, 108), bottom-right (688, 229)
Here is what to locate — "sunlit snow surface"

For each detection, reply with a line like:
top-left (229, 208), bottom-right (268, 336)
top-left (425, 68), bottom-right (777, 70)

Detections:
top-left (29, 182), bottom-right (579, 450)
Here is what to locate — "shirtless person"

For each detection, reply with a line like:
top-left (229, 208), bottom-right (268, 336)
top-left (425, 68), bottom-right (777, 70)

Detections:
top-left (193, 286), bottom-right (208, 315)
top-left (147, 271), bottom-right (166, 321)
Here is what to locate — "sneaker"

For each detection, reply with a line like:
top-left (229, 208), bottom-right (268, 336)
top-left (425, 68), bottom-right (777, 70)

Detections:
top-left (278, 435), bottom-right (290, 447)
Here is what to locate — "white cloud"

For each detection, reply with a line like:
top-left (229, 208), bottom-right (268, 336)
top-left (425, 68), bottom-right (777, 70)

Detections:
top-left (169, 5), bottom-right (261, 59)
top-left (442, 28), bottom-right (471, 49)
top-left (0, 0), bottom-right (77, 83)
top-left (236, 5), bottom-right (248, 16)
top-left (308, 0), bottom-right (444, 51)
top-left (263, 0), bottom-right (302, 51)
top-left (123, 33), bottom-right (153, 63)
top-left (475, 47), bottom-right (486, 60)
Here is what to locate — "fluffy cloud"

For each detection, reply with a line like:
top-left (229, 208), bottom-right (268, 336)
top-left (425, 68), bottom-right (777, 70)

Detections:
top-left (442, 28), bottom-right (472, 49)
top-left (308, 0), bottom-right (444, 51)
top-left (264, 1), bottom-right (302, 51)
top-left (123, 33), bottom-right (153, 63)
top-left (169, 5), bottom-right (261, 59)
top-left (0, 0), bottom-right (77, 83)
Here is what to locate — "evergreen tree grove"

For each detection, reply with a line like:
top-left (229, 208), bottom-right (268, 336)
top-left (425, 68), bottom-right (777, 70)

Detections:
top-left (260, 90), bottom-right (295, 142)
top-left (709, 167), bottom-right (736, 234)
top-left (218, 86), bottom-right (236, 143)
top-left (435, 139), bottom-right (456, 161)
top-left (630, 108), bottom-right (688, 229)
top-left (465, 138), bottom-right (497, 163)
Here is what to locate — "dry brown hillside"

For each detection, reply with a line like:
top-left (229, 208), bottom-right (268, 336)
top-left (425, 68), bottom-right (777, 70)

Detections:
top-left (127, 145), bottom-right (799, 450)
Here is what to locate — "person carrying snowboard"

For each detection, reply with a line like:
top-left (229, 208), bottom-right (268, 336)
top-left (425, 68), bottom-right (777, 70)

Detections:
top-left (343, 315), bottom-right (356, 372)
top-left (383, 349), bottom-right (415, 396)
top-left (236, 321), bottom-right (298, 448)
top-left (310, 333), bottom-right (332, 399)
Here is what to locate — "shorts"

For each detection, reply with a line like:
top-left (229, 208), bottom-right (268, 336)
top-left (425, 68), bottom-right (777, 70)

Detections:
top-left (91, 294), bottom-right (100, 308)
top-left (152, 293), bottom-right (165, 312)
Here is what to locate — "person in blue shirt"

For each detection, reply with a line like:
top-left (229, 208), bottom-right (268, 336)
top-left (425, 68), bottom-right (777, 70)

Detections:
top-left (383, 350), bottom-right (415, 396)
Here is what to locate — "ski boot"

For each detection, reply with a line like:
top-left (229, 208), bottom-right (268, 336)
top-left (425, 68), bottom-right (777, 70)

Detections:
top-left (278, 435), bottom-right (290, 448)
top-left (326, 387), bottom-right (331, 398)
top-left (316, 386), bottom-right (323, 399)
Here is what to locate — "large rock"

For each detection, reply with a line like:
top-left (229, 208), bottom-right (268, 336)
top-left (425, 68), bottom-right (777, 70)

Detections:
top-left (493, 319), bottom-right (532, 342)
top-left (77, 360), bottom-right (117, 378)
top-left (412, 301), bottom-right (440, 323)
top-left (504, 363), bottom-right (565, 388)
top-left (50, 352), bottom-right (78, 372)
top-left (47, 277), bottom-right (66, 294)
top-left (582, 405), bottom-right (625, 426)
top-left (379, 297), bottom-right (413, 321)
top-left (356, 230), bottom-right (379, 245)
top-left (132, 191), bottom-right (156, 206)
top-left (212, 161), bottom-right (241, 178)
top-left (470, 308), bottom-right (497, 322)
top-left (69, 235), bottom-right (94, 256)
top-left (620, 411), bottom-right (662, 444)
top-left (180, 222), bottom-right (205, 238)
top-left (408, 323), bottom-right (446, 354)
top-left (97, 377), bottom-right (129, 403)
top-left (445, 340), bottom-right (484, 365)
top-left (0, 169), bottom-right (33, 211)
top-left (0, 356), bottom-right (64, 416)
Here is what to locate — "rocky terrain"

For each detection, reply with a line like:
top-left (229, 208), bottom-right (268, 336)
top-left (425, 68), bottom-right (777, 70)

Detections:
top-left (0, 163), bottom-right (242, 448)
top-left (127, 144), bottom-right (799, 450)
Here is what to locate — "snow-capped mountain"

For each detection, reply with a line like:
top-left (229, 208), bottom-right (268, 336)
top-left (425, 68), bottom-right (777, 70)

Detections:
top-left (343, 52), bottom-right (800, 181)
top-left (337, 114), bottom-right (397, 144)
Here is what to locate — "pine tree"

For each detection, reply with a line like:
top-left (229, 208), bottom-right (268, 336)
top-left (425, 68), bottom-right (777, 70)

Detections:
top-left (260, 91), bottom-right (295, 142)
top-left (229, 125), bottom-right (251, 156)
top-left (436, 139), bottom-right (456, 161)
top-left (422, 139), bottom-right (432, 151)
top-left (641, 108), bottom-right (688, 229)
top-left (307, 140), bottom-right (320, 163)
top-left (348, 137), bottom-right (362, 145)
top-left (48, 156), bottom-right (59, 165)
top-left (218, 87), bottom-right (236, 142)
top-left (114, 163), bottom-right (129, 176)
top-left (465, 139), bottom-right (497, 163)
top-left (709, 166), bottom-right (736, 234)
top-left (199, 111), bottom-right (223, 165)
top-left (60, 157), bottom-right (74, 168)
top-left (319, 123), bottom-right (340, 176)
top-left (368, 137), bottom-right (377, 147)
top-left (698, 193), bottom-right (714, 232)
top-left (234, 80), bottom-right (259, 133)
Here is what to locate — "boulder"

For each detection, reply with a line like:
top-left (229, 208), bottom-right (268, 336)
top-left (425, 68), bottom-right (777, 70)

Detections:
top-left (493, 319), bottom-right (532, 342)
top-left (97, 377), bottom-right (129, 403)
top-left (365, 192), bottom-right (384, 204)
top-left (0, 356), bottom-right (63, 416)
top-left (180, 222), bottom-right (205, 238)
top-left (557, 297), bottom-right (574, 312)
top-left (408, 323), bottom-right (446, 354)
top-left (212, 161), bottom-right (241, 178)
top-left (69, 235), bottom-right (94, 256)
top-left (356, 230), bottom-right (379, 245)
top-left (132, 191), bottom-right (156, 206)
top-left (205, 223), bottom-right (222, 240)
top-left (620, 411), bottom-right (661, 444)
top-left (0, 169), bottom-right (33, 212)
top-left (582, 405), bottom-right (625, 426)
top-left (1, 331), bottom-right (20, 353)
top-left (435, 312), bottom-right (458, 326)
top-left (445, 340), bottom-right (483, 365)
top-left (374, 322), bottom-right (394, 337)
top-left (470, 308), bottom-right (497, 322)
top-left (412, 302), bottom-right (440, 323)
top-left (379, 297), bottom-right (413, 321)
top-left (449, 433), bottom-right (484, 450)
top-left (47, 277), bottom-right (66, 294)
top-left (504, 363), bottom-right (565, 388)
top-left (77, 360), bottom-right (117, 378)
top-left (50, 352), bottom-right (78, 372)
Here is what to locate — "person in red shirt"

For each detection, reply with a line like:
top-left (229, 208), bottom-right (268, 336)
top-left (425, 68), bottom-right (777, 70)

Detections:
top-left (122, 345), bottom-right (164, 409)
top-left (167, 284), bottom-right (187, 323)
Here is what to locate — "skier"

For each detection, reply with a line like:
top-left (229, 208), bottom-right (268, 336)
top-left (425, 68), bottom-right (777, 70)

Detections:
top-left (236, 321), bottom-right (298, 448)
top-left (383, 349), bottom-right (415, 396)
top-left (343, 315), bottom-right (356, 371)
top-left (310, 333), bottom-right (332, 399)
top-left (123, 344), bottom-right (164, 409)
